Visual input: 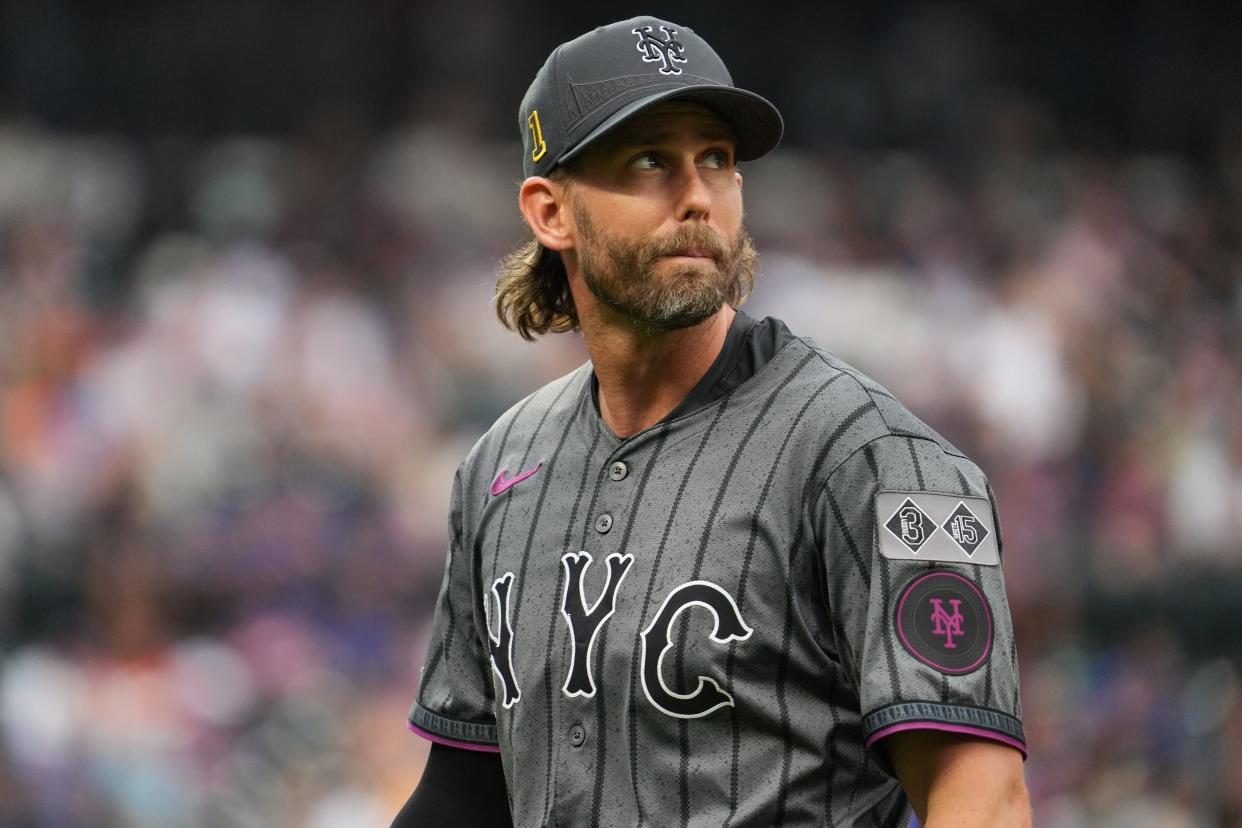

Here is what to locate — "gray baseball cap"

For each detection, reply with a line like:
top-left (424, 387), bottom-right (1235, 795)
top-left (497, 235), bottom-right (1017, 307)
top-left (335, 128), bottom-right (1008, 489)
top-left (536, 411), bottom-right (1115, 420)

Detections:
top-left (519, 16), bottom-right (783, 178)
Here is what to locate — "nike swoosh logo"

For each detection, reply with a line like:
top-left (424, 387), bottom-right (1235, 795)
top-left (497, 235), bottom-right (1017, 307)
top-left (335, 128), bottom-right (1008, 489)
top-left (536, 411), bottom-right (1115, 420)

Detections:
top-left (490, 463), bottom-right (543, 496)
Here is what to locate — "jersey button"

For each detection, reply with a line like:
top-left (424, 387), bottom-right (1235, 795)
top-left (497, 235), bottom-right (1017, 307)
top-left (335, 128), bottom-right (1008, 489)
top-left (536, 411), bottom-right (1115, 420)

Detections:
top-left (608, 461), bottom-right (628, 481)
top-left (569, 724), bottom-right (586, 747)
top-left (594, 513), bottom-right (613, 534)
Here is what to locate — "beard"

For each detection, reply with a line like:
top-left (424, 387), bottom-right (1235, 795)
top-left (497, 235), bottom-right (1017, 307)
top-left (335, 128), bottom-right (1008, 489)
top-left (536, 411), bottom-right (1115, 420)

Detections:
top-left (574, 205), bottom-right (755, 331)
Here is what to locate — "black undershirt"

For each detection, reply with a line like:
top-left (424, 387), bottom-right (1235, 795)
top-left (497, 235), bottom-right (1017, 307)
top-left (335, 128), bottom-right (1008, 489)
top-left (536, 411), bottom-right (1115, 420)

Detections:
top-left (389, 744), bottom-right (513, 827)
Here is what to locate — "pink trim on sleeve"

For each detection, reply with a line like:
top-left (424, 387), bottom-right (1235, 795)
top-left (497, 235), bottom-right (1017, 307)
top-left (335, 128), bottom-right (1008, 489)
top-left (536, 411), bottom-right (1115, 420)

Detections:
top-left (866, 721), bottom-right (1027, 759)
top-left (407, 721), bottom-right (502, 754)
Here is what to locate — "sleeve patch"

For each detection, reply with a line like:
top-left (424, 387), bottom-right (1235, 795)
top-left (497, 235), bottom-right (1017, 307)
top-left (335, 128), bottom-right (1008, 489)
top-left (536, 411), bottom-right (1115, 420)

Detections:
top-left (875, 491), bottom-right (999, 565)
top-left (895, 571), bottom-right (993, 675)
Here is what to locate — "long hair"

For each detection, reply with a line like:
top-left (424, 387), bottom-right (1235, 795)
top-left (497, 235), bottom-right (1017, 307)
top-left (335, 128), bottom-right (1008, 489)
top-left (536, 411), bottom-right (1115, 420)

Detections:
top-left (495, 237), bottom-right (580, 341)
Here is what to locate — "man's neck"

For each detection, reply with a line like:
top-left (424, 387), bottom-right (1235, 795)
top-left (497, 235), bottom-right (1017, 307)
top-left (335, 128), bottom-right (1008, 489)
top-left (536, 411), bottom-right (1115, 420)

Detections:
top-left (582, 305), bottom-right (735, 438)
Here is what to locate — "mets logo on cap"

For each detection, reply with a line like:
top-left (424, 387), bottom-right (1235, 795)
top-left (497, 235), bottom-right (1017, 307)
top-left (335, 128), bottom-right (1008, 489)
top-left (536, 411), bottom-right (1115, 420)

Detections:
top-left (633, 25), bottom-right (687, 75)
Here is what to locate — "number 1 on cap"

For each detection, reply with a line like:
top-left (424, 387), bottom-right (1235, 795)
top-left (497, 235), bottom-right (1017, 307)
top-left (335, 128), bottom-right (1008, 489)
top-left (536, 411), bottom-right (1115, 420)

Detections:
top-left (528, 111), bottom-right (547, 162)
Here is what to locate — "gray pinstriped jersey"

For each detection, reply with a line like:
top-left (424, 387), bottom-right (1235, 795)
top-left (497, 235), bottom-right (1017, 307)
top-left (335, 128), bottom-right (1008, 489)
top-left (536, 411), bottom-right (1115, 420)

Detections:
top-left (409, 315), bottom-right (1024, 827)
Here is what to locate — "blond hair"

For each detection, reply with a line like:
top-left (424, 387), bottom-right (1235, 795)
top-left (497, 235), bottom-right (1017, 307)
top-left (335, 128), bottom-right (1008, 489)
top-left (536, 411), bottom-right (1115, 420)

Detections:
top-left (494, 237), bottom-right (580, 341)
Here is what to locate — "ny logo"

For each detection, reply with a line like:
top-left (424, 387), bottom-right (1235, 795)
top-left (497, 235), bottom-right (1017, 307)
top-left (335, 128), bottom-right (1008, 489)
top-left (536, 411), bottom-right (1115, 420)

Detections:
top-left (560, 552), bottom-right (633, 698)
top-left (486, 573), bottom-right (521, 707)
top-left (486, 560), bottom-right (750, 719)
top-left (633, 26), bottom-right (687, 75)
top-left (928, 598), bottom-right (965, 648)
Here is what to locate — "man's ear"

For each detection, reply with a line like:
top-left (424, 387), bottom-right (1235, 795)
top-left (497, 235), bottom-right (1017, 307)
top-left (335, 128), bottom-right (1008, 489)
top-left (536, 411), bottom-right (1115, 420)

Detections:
top-left (519, 177), bottom-right (574, 252)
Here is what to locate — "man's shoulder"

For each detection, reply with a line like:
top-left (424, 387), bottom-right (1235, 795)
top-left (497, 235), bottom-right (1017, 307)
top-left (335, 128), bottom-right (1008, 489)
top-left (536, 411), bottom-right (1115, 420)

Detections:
top-left (776, 331), bottom-right (973, 475)
top-left (459, 362), bottom-right (593, 473)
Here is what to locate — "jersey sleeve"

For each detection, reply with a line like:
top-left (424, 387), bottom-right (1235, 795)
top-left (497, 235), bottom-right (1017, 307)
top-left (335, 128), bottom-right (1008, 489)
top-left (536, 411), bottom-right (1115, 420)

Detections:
top-left (407, 468), bottom-right (502, 753)
top-left (813, 433), bottom-right (1025, 763)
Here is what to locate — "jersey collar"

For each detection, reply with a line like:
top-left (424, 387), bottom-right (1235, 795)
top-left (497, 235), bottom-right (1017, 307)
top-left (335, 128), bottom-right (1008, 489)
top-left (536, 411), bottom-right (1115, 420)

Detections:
top-left (589, 308), bottom-right (797, 425)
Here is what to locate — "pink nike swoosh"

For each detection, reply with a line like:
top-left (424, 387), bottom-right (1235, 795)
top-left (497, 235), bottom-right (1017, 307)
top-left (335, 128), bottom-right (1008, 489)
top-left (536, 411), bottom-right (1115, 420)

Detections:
top-left (490, 463), bottom-right (543, 496)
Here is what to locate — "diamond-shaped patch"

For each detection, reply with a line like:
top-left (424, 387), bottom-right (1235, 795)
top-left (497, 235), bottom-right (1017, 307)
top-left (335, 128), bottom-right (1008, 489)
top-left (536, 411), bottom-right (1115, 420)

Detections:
top-left (884, 498), bottom-right (936, 553)
top-left (941, 501), bottom-right (990, 556)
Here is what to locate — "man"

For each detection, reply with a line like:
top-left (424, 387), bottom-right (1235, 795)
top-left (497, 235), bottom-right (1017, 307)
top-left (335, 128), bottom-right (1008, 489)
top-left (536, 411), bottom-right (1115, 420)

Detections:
top-left (393, 16), bottom-right (1029, 827)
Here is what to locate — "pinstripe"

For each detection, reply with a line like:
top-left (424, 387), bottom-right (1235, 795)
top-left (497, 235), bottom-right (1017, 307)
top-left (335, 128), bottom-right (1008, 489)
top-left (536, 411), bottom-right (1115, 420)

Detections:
top-left (952, 465), bottom-right (995, 707)
top-left (822, 468), bottom-right (871, 824)
top-left (671, 406), bottom-right (735, 824)
top-left (773, 588), bottom-right (796, 827)
top-left (568, 439), bottom-right (606, 814)
top-left (537, 393), bottom-right (599, 822)
top-left (1011, 637), bottom-right (1020, 710)
top-left (490, 386), bottom-right (570, 578)
top-left (774, 398), bottom-right (876, 825)
top-left (823, 486), bottom-right (869, 586)
top-left (722, 371), bottom-right (843, 827)
top-left (821, 670), bottom-right (840, 826)
top-left (675, 353), bottom-right (816, 817)
top-left (574, 433), bottom-right (609, 554)
top-left (422, 475), bottom-right (468, 692)
top-left (821, 483), bottom-right (868, 824)
top-left (905, 437), bottom-right (925, 490)
top-left (876, 557), bottom-right (903, 700)
top-left (951, 465), bottom-right (970, 495)
top-left (589, 424), bottom-right (672, 827)
top-left (565, 427), bottom-right (608, 822)
top-left (492, 381), bottom-right (575, 755)
top-left (843, 743), bottom-right (868, 821)
top-left (422, 625), bottom-right (447, 690)
top-left (862, 444), bottom-right (879, 486)
top-left (512, 390), bottom-right (589, 632)
top-left (863, 445), bottom-right (904, 703)
top-left (906, 438), bottom-right (951, 704)
top-left (625, 405), bottom-right (728, 828)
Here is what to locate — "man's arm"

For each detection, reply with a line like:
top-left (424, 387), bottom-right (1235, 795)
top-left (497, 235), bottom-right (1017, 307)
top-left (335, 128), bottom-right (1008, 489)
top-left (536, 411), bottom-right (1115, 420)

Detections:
top-left (390, 744), bottom-right (513, 827)
top-left (886, 730), bottom-right (1030, 827)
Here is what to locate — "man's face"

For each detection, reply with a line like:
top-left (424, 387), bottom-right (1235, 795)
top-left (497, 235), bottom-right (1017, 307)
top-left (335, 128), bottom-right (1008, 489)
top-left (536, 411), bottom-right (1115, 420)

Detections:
top-left (563, 102), bottom-right (752, 331)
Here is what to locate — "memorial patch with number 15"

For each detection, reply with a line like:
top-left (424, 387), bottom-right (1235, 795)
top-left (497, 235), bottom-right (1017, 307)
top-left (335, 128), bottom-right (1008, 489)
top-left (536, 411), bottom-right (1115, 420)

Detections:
top-left (875, 492), bottom-right (1000, 566)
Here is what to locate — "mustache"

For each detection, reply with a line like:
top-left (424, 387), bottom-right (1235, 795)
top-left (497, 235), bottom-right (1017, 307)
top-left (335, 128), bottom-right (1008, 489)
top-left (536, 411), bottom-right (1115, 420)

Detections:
top-left (640, 225), bottom-right (730, 265)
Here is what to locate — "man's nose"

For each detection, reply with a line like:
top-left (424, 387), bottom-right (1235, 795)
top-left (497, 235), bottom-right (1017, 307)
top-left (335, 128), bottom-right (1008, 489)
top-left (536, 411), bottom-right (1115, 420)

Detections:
top-left (674, 162), bottom-right (712, 221)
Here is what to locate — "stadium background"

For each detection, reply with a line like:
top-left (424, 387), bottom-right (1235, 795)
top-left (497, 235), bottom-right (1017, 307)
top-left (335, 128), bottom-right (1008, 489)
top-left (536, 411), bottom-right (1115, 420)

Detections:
top-left (1, 2), bottom-right (1240, 825)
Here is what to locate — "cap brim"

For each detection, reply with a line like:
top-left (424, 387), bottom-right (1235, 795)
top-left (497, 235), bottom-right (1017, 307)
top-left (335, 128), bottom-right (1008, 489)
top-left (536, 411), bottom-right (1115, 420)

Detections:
top-left (556, 85), bottom-right (783, 169)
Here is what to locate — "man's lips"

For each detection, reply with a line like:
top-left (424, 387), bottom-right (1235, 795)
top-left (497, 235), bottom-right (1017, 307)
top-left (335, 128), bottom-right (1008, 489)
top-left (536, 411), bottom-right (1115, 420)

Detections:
top-left (662, 248), bottom-right (714, 259)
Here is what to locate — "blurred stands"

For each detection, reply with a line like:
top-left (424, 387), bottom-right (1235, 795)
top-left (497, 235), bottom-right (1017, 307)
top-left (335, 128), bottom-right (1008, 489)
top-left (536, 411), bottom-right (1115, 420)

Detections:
top-left (0, 3), bottom-right (1240, 826)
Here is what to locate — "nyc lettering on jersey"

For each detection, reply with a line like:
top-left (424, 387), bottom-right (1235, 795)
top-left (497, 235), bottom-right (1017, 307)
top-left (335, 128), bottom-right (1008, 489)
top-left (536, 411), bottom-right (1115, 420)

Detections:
top-left (485, 553), bottom-right (750, 719)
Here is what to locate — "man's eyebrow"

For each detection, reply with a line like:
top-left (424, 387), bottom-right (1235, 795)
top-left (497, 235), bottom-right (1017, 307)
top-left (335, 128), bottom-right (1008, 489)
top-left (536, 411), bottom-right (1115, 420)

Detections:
top-left (604, 122), bottom-right (737, 150)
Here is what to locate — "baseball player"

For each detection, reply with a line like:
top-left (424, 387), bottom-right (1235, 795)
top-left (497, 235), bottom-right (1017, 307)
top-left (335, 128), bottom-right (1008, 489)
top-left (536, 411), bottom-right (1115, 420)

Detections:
top-left (392, 16), bottom-right (1029, 828)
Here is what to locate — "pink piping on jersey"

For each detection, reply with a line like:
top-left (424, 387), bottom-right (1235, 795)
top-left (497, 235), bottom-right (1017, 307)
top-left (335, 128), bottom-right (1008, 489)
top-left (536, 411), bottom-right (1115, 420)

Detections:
top-left (407, 721), bottom-right (502, 754)
top-left (895, 571), bottom-right (993, 674)
top-left (865, 721), bottom-right (1027, 759)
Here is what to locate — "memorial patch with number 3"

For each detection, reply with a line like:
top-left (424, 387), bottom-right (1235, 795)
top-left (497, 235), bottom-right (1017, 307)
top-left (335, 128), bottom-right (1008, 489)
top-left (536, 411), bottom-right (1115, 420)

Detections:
top-left (875, 492), bottom-right (1000, 565)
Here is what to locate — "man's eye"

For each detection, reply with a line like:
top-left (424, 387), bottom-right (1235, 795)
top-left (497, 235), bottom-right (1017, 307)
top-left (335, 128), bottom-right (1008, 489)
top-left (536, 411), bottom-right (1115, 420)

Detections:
top-left (630, 153), bottom-right (661, 170)
top-left (701, 150), bottom-right (731, 170)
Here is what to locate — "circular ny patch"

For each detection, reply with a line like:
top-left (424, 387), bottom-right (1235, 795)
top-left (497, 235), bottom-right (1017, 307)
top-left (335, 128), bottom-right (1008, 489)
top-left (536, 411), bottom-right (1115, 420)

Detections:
top-left (895, 571), bottom-right (993, 674)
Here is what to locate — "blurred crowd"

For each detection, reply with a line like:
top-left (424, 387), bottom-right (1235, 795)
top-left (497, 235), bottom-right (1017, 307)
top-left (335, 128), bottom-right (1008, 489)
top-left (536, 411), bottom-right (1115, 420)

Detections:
top-left (0, 13), bottom-right (1241, 828)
